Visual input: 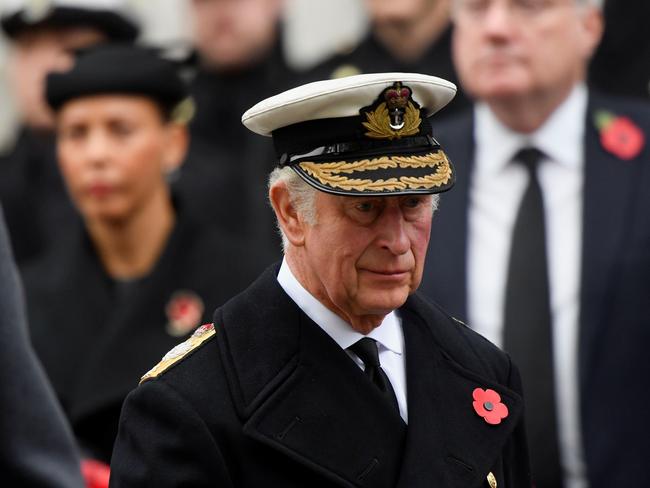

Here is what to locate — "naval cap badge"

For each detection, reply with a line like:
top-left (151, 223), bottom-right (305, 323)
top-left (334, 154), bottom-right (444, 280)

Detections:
top-left (385, 82), bottom-right (411, 130)
top-left (361, 81), bottom-right (422, 140)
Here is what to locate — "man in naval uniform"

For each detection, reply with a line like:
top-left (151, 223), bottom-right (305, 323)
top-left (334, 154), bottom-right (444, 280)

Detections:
top-left (110, 73), bottom-right (531, 488)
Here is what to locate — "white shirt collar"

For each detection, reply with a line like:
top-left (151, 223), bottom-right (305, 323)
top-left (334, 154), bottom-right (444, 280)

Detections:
top-left (277, 258), bottom-right (403, 355)
top-left (475, 83), bottom-right (587, 172)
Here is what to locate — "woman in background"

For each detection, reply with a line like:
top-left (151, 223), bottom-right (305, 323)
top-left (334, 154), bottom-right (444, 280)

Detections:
top-left (22, 43), bottom-right (272, 466)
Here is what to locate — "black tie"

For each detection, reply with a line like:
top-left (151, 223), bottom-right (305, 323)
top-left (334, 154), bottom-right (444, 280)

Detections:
top-left (348, 338), bottom-right (400, 413)
top-left (503, 148), bottom-right (563, 488)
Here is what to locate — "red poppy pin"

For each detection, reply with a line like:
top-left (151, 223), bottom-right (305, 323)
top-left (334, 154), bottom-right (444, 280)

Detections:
top-left (165, 290), bottom-right (204, 337)
top-left (595, 110), bottom-right (645, 160)
top-left (472, 388), bottom-right (508, 425)
top-left (81, 458), bottom-right (111, 488)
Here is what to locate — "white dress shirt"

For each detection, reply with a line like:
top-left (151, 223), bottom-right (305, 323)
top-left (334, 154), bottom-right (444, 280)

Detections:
top-left (277, 258), bottom-right (408, 422)
top-left (469, 84), bottom-right (588, 488)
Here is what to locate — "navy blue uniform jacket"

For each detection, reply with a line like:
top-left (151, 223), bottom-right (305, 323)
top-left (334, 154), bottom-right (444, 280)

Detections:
top-left (110, 265), bottom-right (531, 488)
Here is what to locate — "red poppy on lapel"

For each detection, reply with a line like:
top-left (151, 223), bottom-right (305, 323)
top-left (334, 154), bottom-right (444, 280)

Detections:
top-left (595, 110), bottom-right (645, 160)
top-left (81, 458), bottom-right (110, 488)
top-left (165, 290), bottom-right (204, 337)
top-left (472, 388), bottom-right (509, 425)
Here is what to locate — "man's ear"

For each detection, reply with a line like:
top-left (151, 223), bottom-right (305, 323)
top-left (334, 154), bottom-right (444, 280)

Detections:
top-left (269, 182), bottom-right (306, 247)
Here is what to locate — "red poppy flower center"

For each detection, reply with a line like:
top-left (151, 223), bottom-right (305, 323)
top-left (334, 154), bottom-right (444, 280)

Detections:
top-left (484, 401), bottom-right (494, 411)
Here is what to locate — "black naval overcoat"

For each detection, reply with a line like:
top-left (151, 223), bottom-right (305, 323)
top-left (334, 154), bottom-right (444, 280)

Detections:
top-left (110, 265), bottom-right (531, 488)
top-left (22, 207), bottom-right (273, 463)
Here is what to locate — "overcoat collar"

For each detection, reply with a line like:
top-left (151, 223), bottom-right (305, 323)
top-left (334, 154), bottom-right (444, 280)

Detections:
top-left (216, 265), bottom-right (522, 487)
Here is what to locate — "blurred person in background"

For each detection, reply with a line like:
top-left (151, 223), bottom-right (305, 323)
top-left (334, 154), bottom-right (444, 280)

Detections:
top-left (1, 206), bottom-right (84, 488)
top-left (173, 0), bottom-right (292, 256)
top-left (588, 0), bottom-right (650, 100)
top-left (188, 0), bottom-right (291, 153)
top-left (22, 44), bottom-right (268, 470)
top-left (303, 0), bottom-right (470, 118)
top-left (419, 0), bottom-right (650, 487)
top-left (0, 0), bottom-right (139, 265)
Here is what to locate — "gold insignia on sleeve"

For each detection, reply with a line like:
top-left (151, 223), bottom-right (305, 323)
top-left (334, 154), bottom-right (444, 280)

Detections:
top-left (140, 323), bottom-right (216, 384)
top-left (487, 471), bottom-right (497, 488)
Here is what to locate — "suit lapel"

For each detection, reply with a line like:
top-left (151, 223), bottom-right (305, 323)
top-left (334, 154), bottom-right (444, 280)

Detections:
top-left (218, 267), bottom-right (406, 487)
top-left (396, 303), bottom-right (523, 488)
top-left (579, 94), bottom-right (644, 390)
top-left (422, 112), bottom-right (475, 320)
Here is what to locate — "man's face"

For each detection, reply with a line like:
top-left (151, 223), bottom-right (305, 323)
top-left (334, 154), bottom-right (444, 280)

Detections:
top-left (297, 192), bottom-right (434, 333)
top-left (451, 0), bottom-right (602, 103)
top-left (8, 27), bottom-right (106, 129)
top-left (190, 0), bottom-right (282, 71)
top-left (57, 95), bottom-right (183, 223)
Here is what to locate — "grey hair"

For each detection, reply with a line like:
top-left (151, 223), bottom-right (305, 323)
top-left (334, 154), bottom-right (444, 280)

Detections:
top-left (268, 166), bottom-right (442, 252)
top-left (268, 166), bottom-right (318, 251)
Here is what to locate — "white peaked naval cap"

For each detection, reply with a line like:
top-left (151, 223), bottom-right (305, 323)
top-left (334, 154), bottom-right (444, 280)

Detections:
top-left (242, 72), bottom-right (458, 197)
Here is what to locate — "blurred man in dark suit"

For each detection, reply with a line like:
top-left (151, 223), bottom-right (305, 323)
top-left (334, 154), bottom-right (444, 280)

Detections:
top-left (420, 1), bottom-right (650, 487)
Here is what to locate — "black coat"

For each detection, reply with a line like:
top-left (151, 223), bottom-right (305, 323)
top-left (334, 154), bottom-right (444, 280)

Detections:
top-left (300, 28), bottom-right (470, 120)
top-left (173, 137), bottom-right (283, 259)
top-left (420, 92), bottom-right (650, 487)
top-left (0, 208), bottom-right (84, 488)
top-left (176, 37), bottom-right (294, 254)
top-left (110, 265), bottom-right (531, 488)
top-left (0, 128), bottom-right (77, 264)
top-left (23, 209), bottom-right (272, 463)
